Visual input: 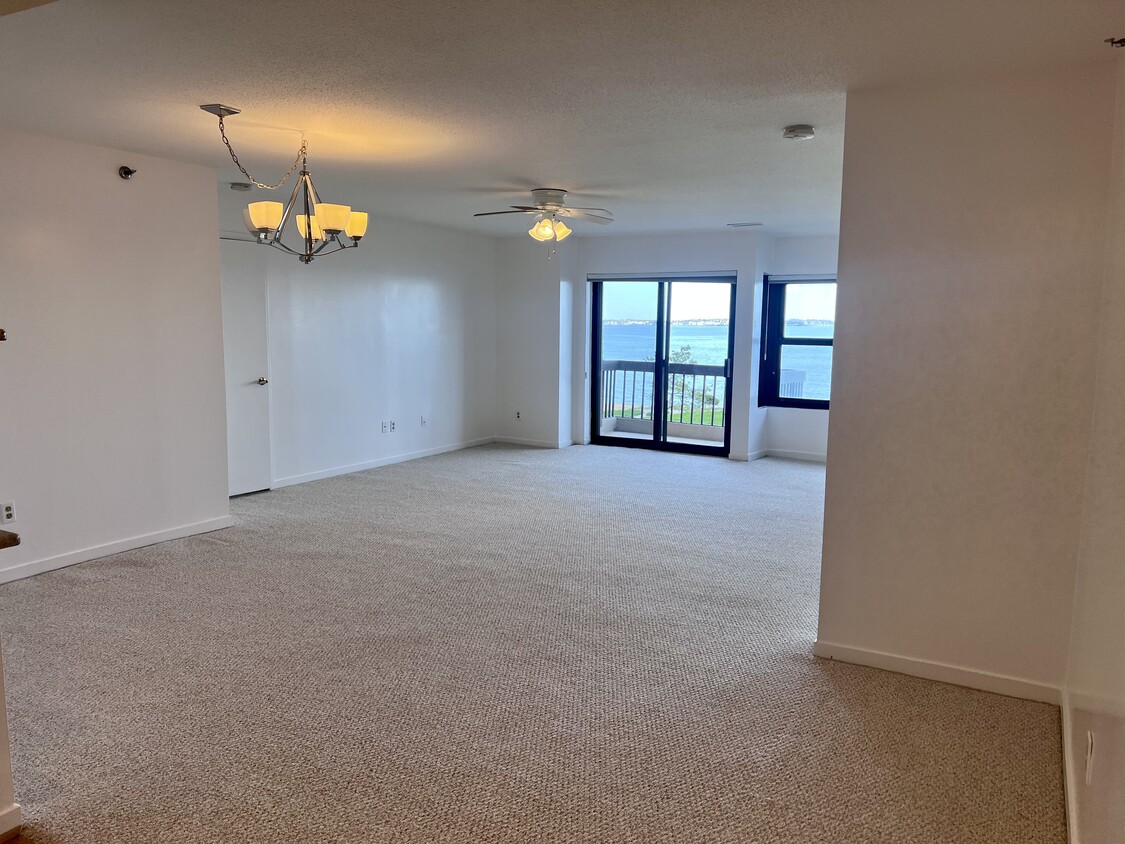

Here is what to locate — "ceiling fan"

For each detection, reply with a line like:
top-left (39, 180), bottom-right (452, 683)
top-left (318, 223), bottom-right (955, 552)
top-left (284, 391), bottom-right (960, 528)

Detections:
top-left (473, 188), bottom-right (613, 242)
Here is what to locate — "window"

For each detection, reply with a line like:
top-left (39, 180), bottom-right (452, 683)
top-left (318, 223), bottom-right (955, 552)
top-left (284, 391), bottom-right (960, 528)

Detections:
top-left (759, 276), bottom-right (836, 409)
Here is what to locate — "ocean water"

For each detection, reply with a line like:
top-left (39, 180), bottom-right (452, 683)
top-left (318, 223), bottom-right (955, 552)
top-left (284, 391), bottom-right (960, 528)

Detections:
top-left (601, 322), bottom-right (833, 407)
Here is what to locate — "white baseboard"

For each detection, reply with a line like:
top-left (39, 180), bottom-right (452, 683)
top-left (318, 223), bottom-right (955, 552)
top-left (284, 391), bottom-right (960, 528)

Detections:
top-left (1061, 691), bottom-right (1080, 844)
top-left (271, 437), bottom-right (497, 488)
top-left (0, 803), bottom-right (21, 840)
top-left (766, 449), bottom-right (827, 462)
top-left (812, 640), bottom-right (1061, 704)
top-left (0, 516), bottom-right (234, 586)
top-left (491, 436), bottom-right (560, 449)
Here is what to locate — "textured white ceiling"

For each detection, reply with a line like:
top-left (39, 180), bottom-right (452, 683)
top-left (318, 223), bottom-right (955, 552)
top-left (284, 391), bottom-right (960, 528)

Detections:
top-left (1, 0), bottom-right (1120, 236)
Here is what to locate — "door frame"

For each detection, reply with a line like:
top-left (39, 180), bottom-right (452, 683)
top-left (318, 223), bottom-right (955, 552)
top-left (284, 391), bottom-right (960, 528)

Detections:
top-left (589, 276), bottom-right (736, 457)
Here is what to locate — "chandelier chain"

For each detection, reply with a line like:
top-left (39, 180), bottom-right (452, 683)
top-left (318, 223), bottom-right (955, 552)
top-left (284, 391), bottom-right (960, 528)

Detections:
top-left (218, 115), bottom-right (307, 190)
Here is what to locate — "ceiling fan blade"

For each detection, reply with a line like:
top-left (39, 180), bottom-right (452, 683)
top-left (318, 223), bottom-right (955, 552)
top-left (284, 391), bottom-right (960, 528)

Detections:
top-left (565, 206), bottom-right (613, 215)
top-left (563, 210), bottom-right (614, 224)
top-left (509, 206), bottom-right (540, 211)
top-left (473, 210), bottom-right (535, 217)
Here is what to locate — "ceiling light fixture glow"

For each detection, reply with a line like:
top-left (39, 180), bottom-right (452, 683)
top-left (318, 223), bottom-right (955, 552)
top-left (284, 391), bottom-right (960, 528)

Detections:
top-left (201, 104), bottom-right (367, 263)
top-left (345, 212), bottom-right (369, 240)
top-left (295, 214), bottom-right (324, 242)
top-left (528, 214), bottom-right (572, 243)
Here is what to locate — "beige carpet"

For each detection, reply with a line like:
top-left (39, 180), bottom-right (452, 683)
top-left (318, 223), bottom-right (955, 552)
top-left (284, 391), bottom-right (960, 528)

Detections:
top-left (0, 444), bottom-right (1065, 842)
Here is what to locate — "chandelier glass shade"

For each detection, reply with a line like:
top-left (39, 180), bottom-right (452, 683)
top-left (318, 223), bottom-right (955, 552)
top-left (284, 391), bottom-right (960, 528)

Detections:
top-left (202, 104), bottom-right (368, 264)
top-left (528, 214), bottom-right (572, 242)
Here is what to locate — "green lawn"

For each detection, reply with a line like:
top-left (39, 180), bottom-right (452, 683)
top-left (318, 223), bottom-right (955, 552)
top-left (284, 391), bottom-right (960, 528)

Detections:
top-left (609, 408), bottom-right (725, 426)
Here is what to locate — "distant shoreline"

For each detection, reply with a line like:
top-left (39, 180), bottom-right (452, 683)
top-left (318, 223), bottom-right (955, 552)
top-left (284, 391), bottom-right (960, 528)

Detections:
top-left (604, 319), bottom-right (729, 326)
top-left (604, 319), bottom-right (834, 327)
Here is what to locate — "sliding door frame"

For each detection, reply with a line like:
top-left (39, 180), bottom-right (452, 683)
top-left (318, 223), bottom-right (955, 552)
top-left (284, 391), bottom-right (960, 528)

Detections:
top-left (589, 275), bottom-right (736, 457)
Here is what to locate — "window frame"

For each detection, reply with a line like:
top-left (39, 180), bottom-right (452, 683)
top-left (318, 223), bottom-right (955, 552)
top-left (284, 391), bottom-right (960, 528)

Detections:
top-left (758, 275), bottom-right (836, 410)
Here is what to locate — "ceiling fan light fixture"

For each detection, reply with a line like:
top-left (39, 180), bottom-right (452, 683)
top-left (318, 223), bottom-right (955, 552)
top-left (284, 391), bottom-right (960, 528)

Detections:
top-left (477, 189), bottom-right (612, 249)
top-left (529, 216), bottom-right (556, 242)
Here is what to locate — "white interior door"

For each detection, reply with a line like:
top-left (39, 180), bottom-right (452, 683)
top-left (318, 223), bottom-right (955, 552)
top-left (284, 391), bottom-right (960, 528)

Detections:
top-left (221, 242), bottom-right (272, 496)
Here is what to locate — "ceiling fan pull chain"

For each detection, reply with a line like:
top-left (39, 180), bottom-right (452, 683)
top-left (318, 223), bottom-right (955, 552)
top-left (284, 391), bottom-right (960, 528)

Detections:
top-left (218, 115), bottom-right (307, 190)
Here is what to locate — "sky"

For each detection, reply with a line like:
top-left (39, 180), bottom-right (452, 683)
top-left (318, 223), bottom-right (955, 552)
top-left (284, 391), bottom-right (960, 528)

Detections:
top-left (602, 281), bottom-right (730, 321)
top-left (601, 280), bottom-right (836, 322)
top-left (784, 282), bottom-right (836, 321)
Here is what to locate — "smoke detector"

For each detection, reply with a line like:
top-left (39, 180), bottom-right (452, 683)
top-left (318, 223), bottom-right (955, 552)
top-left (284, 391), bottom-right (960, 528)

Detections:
top-left (783, 124), bottom-right (815, 140)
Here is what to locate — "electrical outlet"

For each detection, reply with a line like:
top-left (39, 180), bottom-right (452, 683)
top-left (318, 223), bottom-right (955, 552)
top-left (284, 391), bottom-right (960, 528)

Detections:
top-left (389, 420), bottom-right (397, 432)
top-left (420, 415), bottom-right (427, 427)
top-left (381, 421), bottom-right (388, 434)
top-left (1, 502), bottom-right (15, 524)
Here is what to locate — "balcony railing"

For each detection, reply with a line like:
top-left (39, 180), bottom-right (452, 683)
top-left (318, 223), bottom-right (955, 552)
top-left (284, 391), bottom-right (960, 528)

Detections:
top-left (779, 369), bottom-right (807, 398)
top-left (601, 360), bottom-right (726, 427)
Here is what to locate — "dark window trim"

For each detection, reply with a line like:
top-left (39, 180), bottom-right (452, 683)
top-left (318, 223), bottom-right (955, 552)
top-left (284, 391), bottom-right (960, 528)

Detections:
top-left (590, 276), bottom-right (737, 457)
top-left (758, 275), bottom-right (836, 410)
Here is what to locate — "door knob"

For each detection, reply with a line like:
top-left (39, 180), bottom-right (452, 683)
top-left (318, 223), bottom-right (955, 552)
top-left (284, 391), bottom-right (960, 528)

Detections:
top-left (257, 377), bottom-right (269, 385)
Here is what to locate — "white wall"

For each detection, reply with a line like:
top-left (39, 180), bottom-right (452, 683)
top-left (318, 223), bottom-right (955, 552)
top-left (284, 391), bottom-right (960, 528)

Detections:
top-left (817, 64), bottom-right (1115, 695)
top-left (571, 231), bottom-right (763, 459)
top-left (249, 216), bottom-right (497, 486)
top-left (763, 235), bottom-right (839, 461)
top-left (494, 237), bottom-right (565, 448)
top-left (558, 246), bottom-right (577, 447)
top-left (1064, 54), bottom-right (1125, 844)
top-left (770, 236), bottom-right (839, 277)
top-left (764, 410), bottom-right (831, 462)
top-left (0, 645), bottom-right (17, 838)
top-left (0, 128), bottom-right (230, 584)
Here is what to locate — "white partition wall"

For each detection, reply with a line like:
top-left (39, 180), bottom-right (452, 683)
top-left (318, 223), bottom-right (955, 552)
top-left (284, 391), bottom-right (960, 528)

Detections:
top-left (1064, 53), bottom-right (1125, 844)
top-left (494, 237), bottom-right (567, 448)
top-left (0, 646), bottom-right (19, 841)
top-left (818, 63), bottom-right (1115, 695)
top-left (0, 128), bottom-right (231, 585)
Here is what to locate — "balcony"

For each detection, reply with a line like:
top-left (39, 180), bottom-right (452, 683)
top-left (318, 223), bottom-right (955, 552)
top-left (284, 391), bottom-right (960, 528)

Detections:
top-left (599, 362), bottom-right (812, 442)
top-left (779, 369), bottom-right (807, 399)
top-left (599, 360), bottom-right (726, 442)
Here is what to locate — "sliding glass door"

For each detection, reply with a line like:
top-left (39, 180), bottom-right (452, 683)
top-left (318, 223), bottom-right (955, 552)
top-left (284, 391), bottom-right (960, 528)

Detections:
top-left (591, 277), bottom-right (735, 456)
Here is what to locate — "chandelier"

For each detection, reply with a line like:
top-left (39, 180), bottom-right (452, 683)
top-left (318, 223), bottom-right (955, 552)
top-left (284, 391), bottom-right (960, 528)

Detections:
top-left (201, 104), bottom-right (368, 263)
